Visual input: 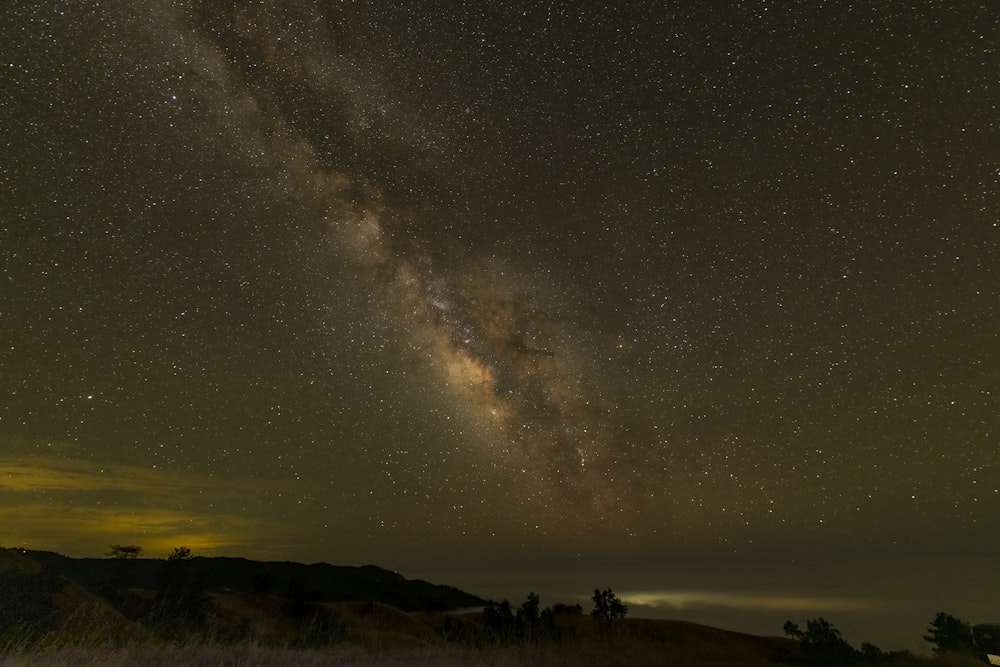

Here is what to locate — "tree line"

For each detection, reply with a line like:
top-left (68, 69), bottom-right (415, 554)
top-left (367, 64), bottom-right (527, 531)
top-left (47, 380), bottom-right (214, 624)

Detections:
top-left (100, 545), bottom-right (631, 647)
top-left (783, 611), bottom-right (993, 666)
top-left (442, 587), bottom-right (628, 646)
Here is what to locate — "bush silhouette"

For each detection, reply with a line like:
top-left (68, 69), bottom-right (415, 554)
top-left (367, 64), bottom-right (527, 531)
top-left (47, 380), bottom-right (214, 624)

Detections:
top-left (480, 593), bottom-right (562, 644)
top-left (784, 617), bottom-right (859, 666)
top-left (591, 588), bottom-right (628, 624)
top-left (924, 612), bottom-right (975, 655)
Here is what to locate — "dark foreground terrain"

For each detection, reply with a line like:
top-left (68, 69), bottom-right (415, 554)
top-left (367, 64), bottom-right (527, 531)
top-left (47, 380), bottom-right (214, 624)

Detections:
top-left (0, 548), bottom-right (985, 666)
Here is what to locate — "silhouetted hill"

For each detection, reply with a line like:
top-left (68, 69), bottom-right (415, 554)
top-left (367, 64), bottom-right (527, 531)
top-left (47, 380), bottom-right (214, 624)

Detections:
top-left (0, 547), bottom-right (848, 664)
top-left (19, 549), bottom-right (484, 612)
top-left (0, 548), bottom-right (152, 645)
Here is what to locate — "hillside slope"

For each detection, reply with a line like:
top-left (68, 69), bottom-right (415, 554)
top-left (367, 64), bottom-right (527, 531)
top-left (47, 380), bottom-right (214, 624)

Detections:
top-left (20, 549), bottom-right (484, 612)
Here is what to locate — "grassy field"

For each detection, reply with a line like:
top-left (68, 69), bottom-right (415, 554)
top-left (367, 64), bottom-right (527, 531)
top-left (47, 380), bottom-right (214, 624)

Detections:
top-left (3, 600), bottom-right (987, 667)
top-left (0, 630), bottom-right (797, 667)
top-left (0, 630), bottom-right (989, 667)
top-left (0, 597), bottom-right (801, 666)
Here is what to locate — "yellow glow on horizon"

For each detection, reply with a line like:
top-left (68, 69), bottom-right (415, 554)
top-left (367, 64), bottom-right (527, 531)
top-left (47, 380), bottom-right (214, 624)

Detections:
top-left (0, 454), bottom-right (301, 559)
top-left (0, 499), bottom-right (271, 558)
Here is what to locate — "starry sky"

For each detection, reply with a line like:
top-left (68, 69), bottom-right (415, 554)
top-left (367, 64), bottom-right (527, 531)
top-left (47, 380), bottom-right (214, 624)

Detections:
top-left (2, 0), bottom-right (998, 653)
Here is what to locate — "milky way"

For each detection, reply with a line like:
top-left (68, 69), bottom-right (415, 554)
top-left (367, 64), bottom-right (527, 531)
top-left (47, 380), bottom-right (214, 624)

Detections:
top-left (130, 0), bottom-right (668, 532)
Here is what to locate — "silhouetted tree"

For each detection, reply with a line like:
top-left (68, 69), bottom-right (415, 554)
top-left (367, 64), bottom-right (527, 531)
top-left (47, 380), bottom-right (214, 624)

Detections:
top-left (517, 592), bottom-right (541, 642)
top-left (167, 546), bottom-right (192, 561)
top-left (482, 599), bottom-right (516, 643)
top-left (784, 617), bottom-right (859, 666)
top-left (924, 612), bottom-right (975, 655)
top-left (106, 544), bottom-right (143, 559)
top-left (860, 642), bottom-right (885, 661)
top-left (481, 593), bottom-right (560, 644)
top-left (591, 588), bottom-right (628, 624)
top-left (100, 544), bottom-right (143, 603)
top-left (155, 546), bottom-right (208, 629)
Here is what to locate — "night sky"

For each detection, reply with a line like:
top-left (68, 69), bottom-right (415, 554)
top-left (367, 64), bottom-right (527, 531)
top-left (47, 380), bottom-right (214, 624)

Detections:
top-left (2, 1), bottom-right (998, 653)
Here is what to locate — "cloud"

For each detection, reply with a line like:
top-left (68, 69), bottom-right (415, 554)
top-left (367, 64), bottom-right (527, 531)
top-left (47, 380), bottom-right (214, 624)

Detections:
top-left (619, 589), bottom-right (883, 613)
top-left (0, 455), bottom-right (290, 496)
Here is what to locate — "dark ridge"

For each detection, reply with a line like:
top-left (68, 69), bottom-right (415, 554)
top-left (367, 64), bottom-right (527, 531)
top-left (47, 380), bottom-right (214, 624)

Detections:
top-left (19, 549), bottom-right (485, 612)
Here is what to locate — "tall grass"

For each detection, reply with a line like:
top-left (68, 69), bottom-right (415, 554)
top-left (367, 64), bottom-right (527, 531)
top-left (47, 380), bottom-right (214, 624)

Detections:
top-left (0, 640), bottom-right (778, 667)
top-left (1, 631), bottom-right (988, 667)
top-left (0, 590), bottom-right (986, 667)
top-left (0, 611), bottom-right (786, 667)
